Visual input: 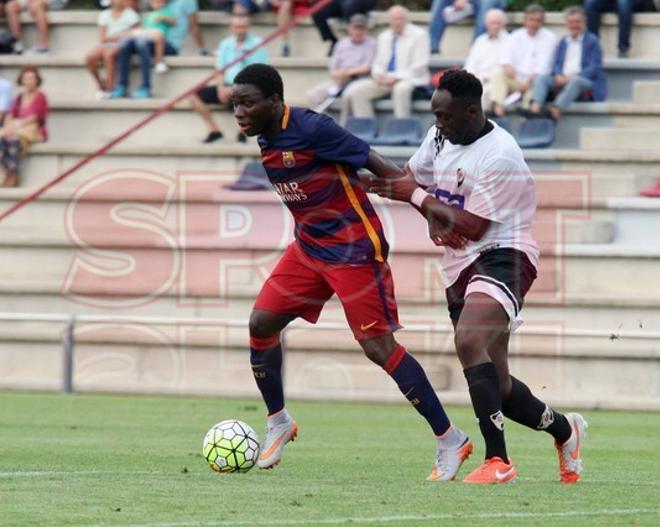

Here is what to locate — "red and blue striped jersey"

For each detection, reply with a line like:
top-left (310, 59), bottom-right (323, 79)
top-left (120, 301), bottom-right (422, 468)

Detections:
top-left (258, 105), bottom-right (389, 264)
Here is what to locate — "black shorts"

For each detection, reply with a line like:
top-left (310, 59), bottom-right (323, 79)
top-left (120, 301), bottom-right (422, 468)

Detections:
top-left (445, 248), bottom-right (537, 329)
top-left (196, 85), bottom-right (230, 105)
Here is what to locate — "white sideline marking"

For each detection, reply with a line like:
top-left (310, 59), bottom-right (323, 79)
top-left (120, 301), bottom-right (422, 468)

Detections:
top-left (0, 470), bottom-right (160, 478)
top-left (104, 509), bottom-right (660, 527)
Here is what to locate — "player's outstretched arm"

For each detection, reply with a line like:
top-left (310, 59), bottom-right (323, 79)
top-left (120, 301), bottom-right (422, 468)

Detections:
top-left (370, 171), bottom-right (490, 243)
top-left (364, 148), bottom-right (406, 180)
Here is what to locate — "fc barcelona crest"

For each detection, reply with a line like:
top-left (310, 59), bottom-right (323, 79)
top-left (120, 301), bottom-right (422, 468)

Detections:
top-left (282, 151), bottom-right (296, 168)
top-left (456, 168), bottom-right (465, 187)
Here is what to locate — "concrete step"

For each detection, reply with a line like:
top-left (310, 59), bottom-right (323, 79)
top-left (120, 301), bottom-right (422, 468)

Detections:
top-left (0, 317), bottom-right (657, 409)
top-left (8, 142), bottom-right (659, 198)
top-left (0, 54), bottom-right (658, 102)
top-left (580, 126), bottom-right (660, 150)
top-left (607, 197), bottom-right (660, 245)
top-left (39, 98), bottom-right (660, 149)
top-left (12, 10), bottom-right (660, 60)
top-left (0, 185), bottom-right (616, 248)
top-left (0, 235), bottom-right (659, 298)
top-left (633, 80), bottom-right (660, 103)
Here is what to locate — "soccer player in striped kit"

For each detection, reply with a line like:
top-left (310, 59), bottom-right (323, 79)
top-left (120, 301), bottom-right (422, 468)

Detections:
top-left (230, 64), bottom-right (473, 479)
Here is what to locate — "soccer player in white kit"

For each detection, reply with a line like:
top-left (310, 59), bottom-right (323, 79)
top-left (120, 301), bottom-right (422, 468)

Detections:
top-left (371, 70), bottom-right (587, 484)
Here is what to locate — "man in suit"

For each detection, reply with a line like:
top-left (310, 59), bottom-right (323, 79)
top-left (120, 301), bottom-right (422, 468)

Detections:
top-left (341, 4), bottom-right (430, 124)
top-left (529, 6), bottom-right (606, 120)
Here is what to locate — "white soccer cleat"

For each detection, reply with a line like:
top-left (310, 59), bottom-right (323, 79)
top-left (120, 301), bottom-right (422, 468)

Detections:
top-left (427, 426), bottom-right (474, 481)
top-left (154, 62), bottom-right (169, 74)
top-left (257, 409), bottom-right (298, 469)
top-left (555, 412), bottom-right (588, 483)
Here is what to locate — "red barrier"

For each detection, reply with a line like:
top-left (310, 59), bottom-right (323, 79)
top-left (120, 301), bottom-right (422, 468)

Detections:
top-left (0, 0), bottom-right (336, 223)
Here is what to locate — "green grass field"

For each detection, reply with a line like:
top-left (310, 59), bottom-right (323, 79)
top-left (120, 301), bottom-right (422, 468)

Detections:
top-left (1, 392), bottom-right (659, 527)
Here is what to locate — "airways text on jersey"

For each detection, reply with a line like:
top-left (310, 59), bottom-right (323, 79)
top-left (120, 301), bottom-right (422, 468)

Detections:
top-left (273, 181), bottom-right (308, 202)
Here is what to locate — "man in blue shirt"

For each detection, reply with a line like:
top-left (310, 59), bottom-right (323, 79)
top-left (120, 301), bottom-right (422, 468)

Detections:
top-left (111, 0), bottom-right (207, 99)
top-left (190, 15), bottom-right (268, 143)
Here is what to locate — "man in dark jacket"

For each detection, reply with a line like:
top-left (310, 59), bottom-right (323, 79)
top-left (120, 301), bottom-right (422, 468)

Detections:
top-left (529, 6), bottom-right (606, 120)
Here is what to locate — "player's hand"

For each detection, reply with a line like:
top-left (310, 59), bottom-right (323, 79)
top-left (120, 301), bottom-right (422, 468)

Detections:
top-left (429, 218), bottom-right (467, 249)
top-left (369, 172), bottom-right (419, 202)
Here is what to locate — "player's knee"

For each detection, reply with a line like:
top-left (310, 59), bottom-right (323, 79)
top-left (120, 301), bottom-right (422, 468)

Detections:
top-left (248, 310), bottom-right (286, 340)
top-left (359, 335), bottom-right (395, 367)
top-left (453, 328), bottom-right (487, 367)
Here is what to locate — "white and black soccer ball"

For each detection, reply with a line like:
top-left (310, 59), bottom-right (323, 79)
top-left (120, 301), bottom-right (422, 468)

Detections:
top-left (202, 420), bottom-right (260, 473)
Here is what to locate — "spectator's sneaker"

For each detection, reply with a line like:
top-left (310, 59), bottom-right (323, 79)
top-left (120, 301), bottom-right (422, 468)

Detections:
top-left (257, 409), bottom-right (298, 469)
top-left (13, 41), bottom-right (24, 54)
top-left (463, 457), bottom-right (517, 484)
top-left (203, 131), bottom-right (223, 144)
top-left (427, 426), bottom-right (473, 481)
top-left (130, 86), bottom-right (151, 99)
top-left (555, 412), bottom-right (588, 483)
top-left (34, 47), bottom-right (49, 54)
top-left (109, 85), bottom-right (128, 99)
top-left (618, 48), bottom-right (629, 59)
top-left (154, 62), bottom-right (169, 74)
top-left (96, 91), bottom-right (111, 101)
top-left (282, 43), bottom-right (290, 57)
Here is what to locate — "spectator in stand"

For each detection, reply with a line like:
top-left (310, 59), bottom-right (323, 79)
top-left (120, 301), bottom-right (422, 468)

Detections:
top-left (271, 0), bottom-right (314, 57)
top-left (463, 8), bottom-right (509, 109)
top-left (584, 0), bottom-right (634, 57)
top-left (130, 0), bottom-right (176, 74)
top-left (86, 0), bottom-right (141, 100)
top-left (190, 15), bottom-right (268, 143)
top-left (307, 13), bottom-right (376, 117)
top-left (341, 5), bottom-right (430, 124)
top-left (311, 0), bottom-right (376, 55)
top-left (488, 4), bottom-right (557, 117)
top-left (111, 0), bottom-right (207, 99)
top-left (0, 65), bottom-right (48, 187)
top-left (429, 0), bottom-right (506, 55)
top-left (529, 6), bottom-right (606, 120)
top-left (5, 0), bottom-right (69, 54)
top-left (0, 75), bottom-right (13, 126)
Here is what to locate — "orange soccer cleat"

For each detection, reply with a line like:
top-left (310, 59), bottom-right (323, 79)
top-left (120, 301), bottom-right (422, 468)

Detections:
top-left (463, 456), bottom-right (517, 484)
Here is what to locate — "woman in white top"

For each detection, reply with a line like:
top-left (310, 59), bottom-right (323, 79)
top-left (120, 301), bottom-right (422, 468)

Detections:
top-left (85, 0), bottom-right (140, 99)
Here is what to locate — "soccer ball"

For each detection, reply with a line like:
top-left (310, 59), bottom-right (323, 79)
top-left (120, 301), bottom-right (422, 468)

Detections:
top-left (203, 420), bottom-right (260, 473)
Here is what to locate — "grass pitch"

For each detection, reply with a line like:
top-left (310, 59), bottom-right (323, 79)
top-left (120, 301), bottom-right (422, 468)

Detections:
top-left (1, 392), bottom-right (659, 527)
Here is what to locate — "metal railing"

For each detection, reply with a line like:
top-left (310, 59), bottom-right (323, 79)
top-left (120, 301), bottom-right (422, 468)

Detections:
top-left (1, 312), bottom-right (659, 394)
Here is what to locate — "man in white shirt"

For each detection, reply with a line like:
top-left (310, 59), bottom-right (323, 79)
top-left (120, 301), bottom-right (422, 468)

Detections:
top-left (369, 70), bottom-right (587, 485)
top-left (463, 8), bottom-right (509, 110)
top-left (488, 4), bottom-right (558, 116)
top-left (528, 6), bottom-right (606, 120)
top-left (341, 4), bottom-right (430, 123)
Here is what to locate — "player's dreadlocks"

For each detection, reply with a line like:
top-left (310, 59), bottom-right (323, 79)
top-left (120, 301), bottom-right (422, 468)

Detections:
top-left (437, 69), bottom-right (483, 104)
top-left (234, 64), bottom-right (284, 101)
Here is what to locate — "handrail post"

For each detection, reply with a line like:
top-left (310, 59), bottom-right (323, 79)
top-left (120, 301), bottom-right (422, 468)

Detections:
top-left (62, 315), bottom-right (76, 394)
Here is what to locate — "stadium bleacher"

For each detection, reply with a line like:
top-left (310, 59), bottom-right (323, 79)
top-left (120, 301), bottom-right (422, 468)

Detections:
top-left (0, 8), bottom-right (659, 410)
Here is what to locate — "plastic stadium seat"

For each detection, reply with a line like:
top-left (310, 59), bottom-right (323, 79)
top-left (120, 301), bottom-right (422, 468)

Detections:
top-left (225, 161), bottom-right (270, 191)
top-left (515, 118), bottom-right (556, 148)
top-left (345, 117), bottom-right (377, 143)
top-left (490, 116), bottom-right (510, 133)
top-left (373, 117), bottom-right (424, 146)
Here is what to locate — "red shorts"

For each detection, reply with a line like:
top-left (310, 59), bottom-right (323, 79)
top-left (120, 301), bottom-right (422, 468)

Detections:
top-left (254, 242), bottom-right (401, 340)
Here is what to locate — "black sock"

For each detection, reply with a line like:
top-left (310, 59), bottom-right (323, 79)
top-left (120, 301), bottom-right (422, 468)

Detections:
top-left (464, 362), bottom-right (508, 462)
top-left (250, 335), bottom-right (284, 415)
top-left (502, 376), bottom-right (572, 445)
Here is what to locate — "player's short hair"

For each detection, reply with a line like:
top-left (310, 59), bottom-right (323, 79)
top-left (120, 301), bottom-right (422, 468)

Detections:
top-left (436, 69), bottom-right (483, 104)
top-left (233, 64), bottom-right (284, 101)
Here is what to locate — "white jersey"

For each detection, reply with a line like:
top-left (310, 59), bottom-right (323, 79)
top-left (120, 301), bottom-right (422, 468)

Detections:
top-left (407, 122), bottom-right (539, 286)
